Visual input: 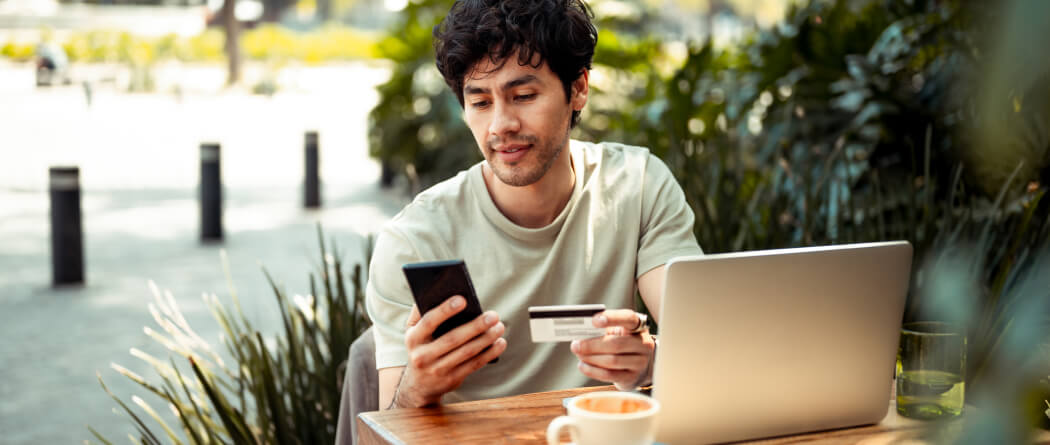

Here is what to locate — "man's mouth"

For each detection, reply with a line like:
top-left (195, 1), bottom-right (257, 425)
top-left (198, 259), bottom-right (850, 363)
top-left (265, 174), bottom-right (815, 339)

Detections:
top-left (492, 143), bottom-right (532, 163)
top-left (497, 144), bottom-right (531, 153)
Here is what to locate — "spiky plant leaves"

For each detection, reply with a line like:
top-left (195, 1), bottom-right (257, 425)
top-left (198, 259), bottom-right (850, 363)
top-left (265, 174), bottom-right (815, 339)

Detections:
top-left (93, 225), bottom-right (371, 444)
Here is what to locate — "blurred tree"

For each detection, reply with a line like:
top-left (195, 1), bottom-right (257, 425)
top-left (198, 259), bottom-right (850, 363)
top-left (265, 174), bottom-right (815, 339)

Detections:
top-left (367, 0), bottom-right (478, 192)
top-left (317, 0), bottom-right (333, 22)
top-left (262, 0), bottom-right (298, 22)
top-left (222, 0), bottom-right (241, 84)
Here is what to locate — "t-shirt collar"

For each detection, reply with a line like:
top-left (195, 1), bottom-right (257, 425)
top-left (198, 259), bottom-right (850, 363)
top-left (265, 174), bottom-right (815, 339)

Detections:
top-left (471, 141), bottom-right (584, 243)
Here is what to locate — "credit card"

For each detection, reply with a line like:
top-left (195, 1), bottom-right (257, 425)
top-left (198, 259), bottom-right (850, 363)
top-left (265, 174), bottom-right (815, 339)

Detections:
top-left (528, 304), bottom-right (606, 343)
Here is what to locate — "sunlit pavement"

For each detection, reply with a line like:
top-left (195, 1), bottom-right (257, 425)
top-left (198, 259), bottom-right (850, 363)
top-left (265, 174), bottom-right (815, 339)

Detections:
top-left (0, 60), bottom-right (410, 443)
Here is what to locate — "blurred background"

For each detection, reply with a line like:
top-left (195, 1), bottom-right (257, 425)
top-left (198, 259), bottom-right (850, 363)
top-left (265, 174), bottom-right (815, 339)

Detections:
top-left (1, 0), bottom-right (1048, 443)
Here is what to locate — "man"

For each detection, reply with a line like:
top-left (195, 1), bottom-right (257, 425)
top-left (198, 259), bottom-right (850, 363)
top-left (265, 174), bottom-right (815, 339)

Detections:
top-left (366, 0), bottom-right (702, 410)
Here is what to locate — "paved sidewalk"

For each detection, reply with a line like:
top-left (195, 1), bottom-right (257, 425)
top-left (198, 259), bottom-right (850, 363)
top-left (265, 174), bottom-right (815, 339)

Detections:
top-left (0, 62), bottom-right (412, 443)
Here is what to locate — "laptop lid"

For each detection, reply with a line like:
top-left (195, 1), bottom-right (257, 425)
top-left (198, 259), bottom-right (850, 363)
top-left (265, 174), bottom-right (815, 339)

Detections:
top-left (652, 241), bottom-right (912, 444)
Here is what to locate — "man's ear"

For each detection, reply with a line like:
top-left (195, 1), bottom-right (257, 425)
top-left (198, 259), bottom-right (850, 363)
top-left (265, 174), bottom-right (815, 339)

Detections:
top-left (571, 69), bottom-right (589, 111)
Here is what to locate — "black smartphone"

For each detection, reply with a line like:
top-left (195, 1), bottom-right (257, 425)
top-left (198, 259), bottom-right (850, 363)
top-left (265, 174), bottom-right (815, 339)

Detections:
top-left (402, 259), bottom-right (486, 339)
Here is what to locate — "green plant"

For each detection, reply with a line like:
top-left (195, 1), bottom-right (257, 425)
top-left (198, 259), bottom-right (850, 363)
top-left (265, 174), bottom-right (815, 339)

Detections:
top-left (635, 0), bottom-right (1050, 412)
top-left (90, 226), bottom-right (372, 444)
top-left (367, 0), bottom-right (477, 193)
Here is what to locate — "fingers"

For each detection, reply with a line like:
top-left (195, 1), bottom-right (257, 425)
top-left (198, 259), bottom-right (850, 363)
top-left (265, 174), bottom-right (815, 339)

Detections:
top-left (405, 295), bottom-right (466, 347)
top-left (575, 353), bottom-right (648, 371)
top-left (592, 309), bottom-right (644, 330)
top-left (406, 305), bottom-right (421, 328)
top-left (571, 333), bottom-right (654, 387)
top-left (407, 300), bottom-right (504, 372)
top-left (571, 334), bottom-right (651, 356)
top-left (448, 337), bottom-right (508, 382)
top-left (396, 296), bottom-right (507, 407)
top-left (578, 361), bottom-right (634, 383)
top-left (432, 310), bottom-right (501, 353)
top-left (398, 332), bottom-right (507, 408)
top-left (432, 319), bottom-right (505, 371)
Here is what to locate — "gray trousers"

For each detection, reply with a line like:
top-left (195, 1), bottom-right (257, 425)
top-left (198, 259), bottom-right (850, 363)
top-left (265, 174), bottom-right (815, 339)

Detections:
top-left (335, 326), bottom-right (379, 445)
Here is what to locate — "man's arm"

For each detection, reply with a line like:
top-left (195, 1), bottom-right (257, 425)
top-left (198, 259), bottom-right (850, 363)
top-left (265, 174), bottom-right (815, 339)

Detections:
top-left (571, 151), bottom-right (699, 389)
top-left (634, 152), bottom-right (702, 322)
top-left (378, 367), bottom-right (405, 410)
top-left (637, 265), bottom-right (666, 324)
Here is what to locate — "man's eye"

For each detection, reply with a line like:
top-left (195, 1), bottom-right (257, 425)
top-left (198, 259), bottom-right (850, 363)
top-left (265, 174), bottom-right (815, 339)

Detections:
top-left (470, 100), bottom-right (490, 109)
top-left (516, 94), bottom-right (536, 101)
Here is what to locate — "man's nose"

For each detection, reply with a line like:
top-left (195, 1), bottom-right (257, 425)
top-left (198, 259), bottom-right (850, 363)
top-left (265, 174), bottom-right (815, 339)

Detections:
top-left (489, 102), bottom-right (521, 136)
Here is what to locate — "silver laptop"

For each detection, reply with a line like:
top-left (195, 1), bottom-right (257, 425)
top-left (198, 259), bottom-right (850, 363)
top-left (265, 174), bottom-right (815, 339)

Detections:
top-left (652, 241), bottom-right (912, 444)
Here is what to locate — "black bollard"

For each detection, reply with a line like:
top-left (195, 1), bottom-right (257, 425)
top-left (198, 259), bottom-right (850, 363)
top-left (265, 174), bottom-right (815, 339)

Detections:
top-left (200, 143), bottom-right (223, 241)
top-left (49, 166), bottom-right (84, 286)
top-left (380, 160), bottom-right (396, 188)
top-left (304, 131), bottom-right (321, 208)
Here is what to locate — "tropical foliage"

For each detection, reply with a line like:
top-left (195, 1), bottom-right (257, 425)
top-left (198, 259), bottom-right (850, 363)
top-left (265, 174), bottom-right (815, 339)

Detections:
top-left (91, 227), bottom-right (372, 444)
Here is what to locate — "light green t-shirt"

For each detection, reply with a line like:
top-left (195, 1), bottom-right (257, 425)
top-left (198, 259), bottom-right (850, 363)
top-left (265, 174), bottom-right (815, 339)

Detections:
top-left (365, 140), bottom-right (702, 403)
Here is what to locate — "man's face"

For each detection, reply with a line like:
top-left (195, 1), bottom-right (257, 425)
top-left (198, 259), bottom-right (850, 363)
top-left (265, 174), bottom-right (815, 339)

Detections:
top-left (462, 51), bottom-right (586, 187)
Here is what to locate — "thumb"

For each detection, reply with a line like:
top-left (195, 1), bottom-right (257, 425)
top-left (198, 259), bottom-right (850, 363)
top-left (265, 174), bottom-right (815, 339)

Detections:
top-left (405, 304), bottom-right (422, 329)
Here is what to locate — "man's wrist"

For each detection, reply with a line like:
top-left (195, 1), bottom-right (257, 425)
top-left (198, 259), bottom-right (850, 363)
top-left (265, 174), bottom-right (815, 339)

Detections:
top-left (388, 385), bottom-right (409, 409)
top-left (390, 384), bottom-right (428, 409)
top-left (389, 370), bottom-right (440, 409)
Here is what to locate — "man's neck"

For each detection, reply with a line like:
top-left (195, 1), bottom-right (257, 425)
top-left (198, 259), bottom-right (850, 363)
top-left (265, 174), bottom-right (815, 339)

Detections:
top-left (482, 145), bottom-right (576, 229)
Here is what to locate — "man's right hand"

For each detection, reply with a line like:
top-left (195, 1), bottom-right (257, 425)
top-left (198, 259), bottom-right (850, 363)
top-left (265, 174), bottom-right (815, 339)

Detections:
top-left (389, 295), bottom-right (506, 408)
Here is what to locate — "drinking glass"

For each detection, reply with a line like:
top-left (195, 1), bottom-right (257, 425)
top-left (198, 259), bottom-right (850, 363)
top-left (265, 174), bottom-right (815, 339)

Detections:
top-left (896, 321), bottom-right (967, 419)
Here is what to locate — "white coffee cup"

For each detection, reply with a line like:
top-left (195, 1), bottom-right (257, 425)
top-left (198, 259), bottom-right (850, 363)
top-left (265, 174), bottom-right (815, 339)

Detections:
top-left (546, 391), bottom-right (660, 445)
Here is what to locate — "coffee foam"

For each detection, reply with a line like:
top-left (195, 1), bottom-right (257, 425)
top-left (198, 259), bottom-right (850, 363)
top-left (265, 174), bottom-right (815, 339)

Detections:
top-left (576, 397), bottom-right (651, 414)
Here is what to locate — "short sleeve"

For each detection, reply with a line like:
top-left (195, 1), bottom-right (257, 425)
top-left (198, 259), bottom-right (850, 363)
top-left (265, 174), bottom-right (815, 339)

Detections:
top-left (365, 224), bottom-right (421, 370)
top-left (636, 154), bottom-right (703, 278)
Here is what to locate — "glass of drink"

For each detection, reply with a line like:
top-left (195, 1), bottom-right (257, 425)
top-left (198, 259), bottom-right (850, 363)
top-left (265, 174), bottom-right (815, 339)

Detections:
top-left (896, 321), bottom-right (967, 419)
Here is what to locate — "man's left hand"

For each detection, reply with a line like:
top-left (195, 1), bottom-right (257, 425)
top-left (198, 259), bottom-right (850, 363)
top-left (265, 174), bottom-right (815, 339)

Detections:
top-left (570, 309), bottom-right (655, 391)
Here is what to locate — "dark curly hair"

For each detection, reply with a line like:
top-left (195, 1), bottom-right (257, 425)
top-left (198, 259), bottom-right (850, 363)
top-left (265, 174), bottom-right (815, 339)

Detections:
top-left (433, 0), bottom-right (598, 128)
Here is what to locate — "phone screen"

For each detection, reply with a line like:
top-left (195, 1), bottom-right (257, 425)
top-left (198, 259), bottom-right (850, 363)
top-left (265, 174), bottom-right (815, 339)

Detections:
top-left (402, 259), bottom-right (484, 339)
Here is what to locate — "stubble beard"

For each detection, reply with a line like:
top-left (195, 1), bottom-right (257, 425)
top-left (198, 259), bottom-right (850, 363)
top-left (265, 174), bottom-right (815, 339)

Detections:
top-left (486, 129), bottom-right (569, 187)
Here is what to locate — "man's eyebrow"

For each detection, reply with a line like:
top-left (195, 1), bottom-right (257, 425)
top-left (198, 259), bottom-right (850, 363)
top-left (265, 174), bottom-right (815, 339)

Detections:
top-left (502, 74), bottom-right (538, 90)
top-left (464, 74), bottom-right (539, 96)
top-left (464, 84), bottom-right (489, 96)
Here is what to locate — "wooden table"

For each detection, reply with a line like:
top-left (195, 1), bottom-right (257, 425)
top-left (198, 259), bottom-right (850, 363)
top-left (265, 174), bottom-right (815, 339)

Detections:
top-left (357, 384), bottom-right (1001, 445)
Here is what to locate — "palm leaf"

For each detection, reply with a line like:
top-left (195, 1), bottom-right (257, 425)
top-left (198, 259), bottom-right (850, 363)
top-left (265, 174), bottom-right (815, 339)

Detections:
top-left (97, 373), bottom-right (163, 445)
top-left (188, 358), bottom-right (255, 444)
